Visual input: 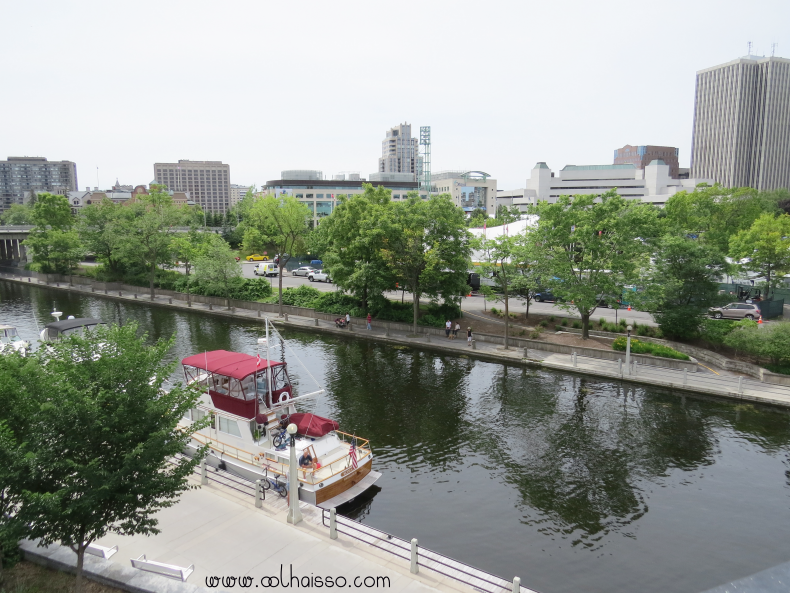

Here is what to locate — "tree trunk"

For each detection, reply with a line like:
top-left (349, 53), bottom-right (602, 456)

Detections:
top-left (149, 262), bottom-right (156, 300)
top-left (75, 546), bottom-right (85, 593)
top-left (581, 312), bottom-right (591, 339)
top-left (412, 278), bottom-right (420, 335)
top-left (278, 263), bottom-right (284, 317)
top-left (503, 284), bottom-right (510, 350)
top-left (525, 296), bottom-right (531, 320)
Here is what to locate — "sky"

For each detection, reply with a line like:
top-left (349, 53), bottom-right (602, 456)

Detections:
top-left (2, 0), bottom-right (789, 191)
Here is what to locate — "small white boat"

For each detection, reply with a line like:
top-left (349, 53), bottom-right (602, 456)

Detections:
top-left (39, 310), bottom-right (104, 342)
top-left (0, 325), bottom-right (30, 356)
top-left (179, 319), bottom-right (380, 508)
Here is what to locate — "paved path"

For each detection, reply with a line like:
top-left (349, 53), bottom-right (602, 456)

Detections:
top-left (4, 273), bottom-right (790, 409)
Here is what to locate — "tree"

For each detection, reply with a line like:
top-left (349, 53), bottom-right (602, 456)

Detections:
top-left (510, 232), bottom-right (544, 320)
top-left (0, 204), bottom-right (32, 225)
top-left (13, 323), bottom-right (208, 593)
top-left (474, 234), bottom-right (518, 348)
top-left (79, 199), bottom-right (126, 277)
top-left (639, 234), bottom-right (728, 339)
top-left (0, 422), bottom-right (25, 586)
top-left (319, 186), bottom-right (395, 310)
top-left (382, 194), bottom-right (471, 333)
top-left (170, 230), bottom-right (211, 305)
top-left (495, 205), bottom-right (522, 225)
top-left (729, 213), bottom-right (790, 297)
top-left (246, 195), bottom-right (311, 316)
top-left (724, 319), bottom-right (790, 367)
top-left (117, 186), bottom-right (186, 299)
top-left (529, 190), bottom-right (659, 339)
top-left (193, 235), bottom-right (244, 307)
top-left (25, 193), bottom-right (83, 274)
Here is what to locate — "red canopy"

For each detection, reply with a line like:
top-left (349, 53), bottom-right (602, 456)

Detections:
top-left (181, 350), bottom-right (282, 380)
top-left (290, 413), bottom-right (339, 438)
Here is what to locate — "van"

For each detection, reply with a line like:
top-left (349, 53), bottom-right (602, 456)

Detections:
top-left (254, 262), bottom-right (279, 277)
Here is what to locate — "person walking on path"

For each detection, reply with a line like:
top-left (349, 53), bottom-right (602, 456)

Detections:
top-left (453, 322), bottom-right (460, 340)
top-left (366, 313), bottom-right (372, 330)
top-left (445, 319), bottom-right (452, 339)
top-left (467, 326), bottom-right (473, 346)
top-left (346, 312), bottom-right (351, 330)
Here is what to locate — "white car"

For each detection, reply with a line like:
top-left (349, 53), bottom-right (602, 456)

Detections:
top-left (308, 270), bottom-right (331, 283)
top-left (292, 266), bottom-right (315, 277)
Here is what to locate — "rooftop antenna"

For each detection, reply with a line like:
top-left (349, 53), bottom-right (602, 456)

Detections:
top-left (771, 42), bottom-right (778, 57)
top-left (747, 41), bottom-right (752, 56)
top-left (51, 309), bottom-right (63, 322)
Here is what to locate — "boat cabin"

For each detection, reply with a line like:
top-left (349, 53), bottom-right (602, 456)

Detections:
top-left (40, 318), bottom-right (105, 342)
top-left (182, 350), bottom-right (293, 418)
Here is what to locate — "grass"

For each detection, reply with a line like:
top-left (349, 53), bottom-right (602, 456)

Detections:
top-left (1, 561), bottom-right (123, 593)
top-left (612, 336), bottom-right (690, 360)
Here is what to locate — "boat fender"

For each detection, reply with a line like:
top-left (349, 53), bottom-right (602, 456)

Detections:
top-left (273, 391), bottom-right (291, 404)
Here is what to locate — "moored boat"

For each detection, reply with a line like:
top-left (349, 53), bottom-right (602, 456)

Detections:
top-left (178, 320), bottom-right (380, 508)
top-left (0, 324), bottom-right (30, 355)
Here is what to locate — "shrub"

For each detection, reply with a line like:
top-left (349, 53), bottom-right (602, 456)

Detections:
top-left (263, 284), bottom-right (322, 307)
top-left (612, 336), bottom-right (690, 360)
top-left (561, 319), bottom-right (568, 326)
top-left (539, 320), bottom-right (548, 328)
top-left (699, 318), bottom-right (737, 350)
top-left (530, 330), bottom-right (542, 339)
top-left (636, 325), bottom-right (651, 337)
top-left (490, 307), bottom-right (499, 315)
top-left (619, 319), bottom-right (627, 327)
top-left (572, 320), bottom-right (581, 329)
top-left (599, 317), bottom-right (606, 327)
top-left (509, 313), bottom-right (518, 319)
top-left (549, 315), bottom-right (556, 322)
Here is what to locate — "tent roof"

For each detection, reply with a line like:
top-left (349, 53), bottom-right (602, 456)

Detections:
top-left (181, 350), bottom-right (282, 380)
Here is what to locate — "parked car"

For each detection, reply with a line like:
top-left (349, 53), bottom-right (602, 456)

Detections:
top-left (534, 290), bottom-right (557, 303)
top-left (709, 302), bottom-right (761, 320)
top-left (292, 266), bottom-right (316, 277)
top-left (308, 270), bottom-right (331, 283)
top-left (254, 262), bottom-right (279, 277)
top-left (596, 294), bottom-right (620, 308)
top-left (245, 254), bottom-right (270, 262)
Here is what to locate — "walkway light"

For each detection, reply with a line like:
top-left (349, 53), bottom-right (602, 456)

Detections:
top-left (286, 423), bottom-right (302, 525)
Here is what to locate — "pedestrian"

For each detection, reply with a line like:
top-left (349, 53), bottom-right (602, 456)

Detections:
top-left (467, 326), bottom-right (472, 346)
top-left (453, 322), bottom-right (460, 340)
top-left (445, 319), bottom-right (452, 339)
top-left (366, 313), bottom-right (372, 330)
top-left (346, 312), bottom-right (351, 330)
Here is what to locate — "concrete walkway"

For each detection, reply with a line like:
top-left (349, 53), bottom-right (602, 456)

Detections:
top-left (4, 274), bottom-right (790, 409)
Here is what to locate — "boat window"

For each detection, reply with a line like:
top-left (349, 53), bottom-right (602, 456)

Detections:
top-left (227, 378), bottom-right (246, 400)
top-left (212, 375), bottom-right (230, 395)
top-left (218, 416), bottom-right (242, 438)
top-left (272, 366), bottom-right (290, 391)
top-left (191, 408), bottom-right (207, 423)
top-left (240, 376), bottom-right (256, 400)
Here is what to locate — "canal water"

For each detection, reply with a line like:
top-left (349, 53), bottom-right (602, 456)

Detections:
top-left (3, 280), bottom-right (790, 593)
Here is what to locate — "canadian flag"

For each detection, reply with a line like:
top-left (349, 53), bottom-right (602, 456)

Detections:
top-left (256, 354), bottom-right (262, 368)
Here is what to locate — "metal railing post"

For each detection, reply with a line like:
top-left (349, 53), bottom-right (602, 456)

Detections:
top-left (385, 324), bottom-right (390, 337)
top-left (618, 359), bottom-right (623, 374)
top-left (472, 340), bottom-right (476, 350)
top-left (330, 508), bottom-right (338, 540)
top-left (284, 313), bottom-right (288, 322)
top-left (738, 376), bottom-right (744, 394)
top-left (200, 458), bottom-right (208, 485)
top-left (257, 309), bottom-right (261, 317)
top-left (683, 368), bottom-right (688, 386)
top-left (426, 333), bottom-right (431, 343)
top-left (410, 538), bottom-right (419, 574)
top-left (512, 576), bottom-right (521, 593)
top-left (572, 352), bottom-right (577, 367)
top-left (315, 318), bottom-right (319, 327)
top-left (255, 480), bottom-right (262, 508)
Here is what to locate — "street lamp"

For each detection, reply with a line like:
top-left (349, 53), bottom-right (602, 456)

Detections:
top-left (625, 325), bottom-right (633, 374)
top-left (286, 423), bottom-right (303, 525)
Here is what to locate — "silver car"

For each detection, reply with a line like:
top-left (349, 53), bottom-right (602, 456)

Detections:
top-left (709, 302), bottom-right (761, 320)
top-left (292, 266), bottom-right (316, 277)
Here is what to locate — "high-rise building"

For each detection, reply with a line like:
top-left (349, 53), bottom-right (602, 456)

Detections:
top-left (229, 184), bottom-right (252, 208)
top-left (614, 145), bottom-right (680, 178)
top-left (153, 160), bottom-right (230, 212)
top-left (0, 157), bottom-right (78, 211)
top-left (378, 123), bottom-right (423, 182)
top-left (690, 55), bottom-right (790, 191)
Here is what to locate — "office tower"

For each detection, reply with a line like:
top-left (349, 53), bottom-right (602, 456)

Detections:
top-left (0, 157), bottom-right (78, 211)
top-left (153, 160), bottom-right (230, 212)
top-left (690, 55), bottom-right (790, 190)
top-left (378, 123), bottom-right (423, 182)
top-left (614, 145), bottom-right (680, 179)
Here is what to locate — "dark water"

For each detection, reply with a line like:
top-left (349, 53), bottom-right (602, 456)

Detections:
top-left (3, 281), bottom-right (790, 593)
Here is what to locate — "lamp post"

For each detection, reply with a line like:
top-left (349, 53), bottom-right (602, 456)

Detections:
top-left (286, 423), bottom-right (303, 525)
top-left (625, 325), bottom-right (633, 375)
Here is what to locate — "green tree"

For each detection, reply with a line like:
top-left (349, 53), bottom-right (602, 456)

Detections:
top-left (729, 213), bottom-right (790, 297)
top-left (724, 319), bottom-right (790, 367)
top-left (25, 193), bottom-right (83, 274)
top-left (79, 199), bottom-right (126, 276)
top-left (170, 230), bottom-right (212, 305)
top-left (466, 208), bottom-right (488, 228)
top-left (639, 235), bottom-right (728, 339)
top-left (0, 204), bottom-right (33, 225)
top-left (117, 186), bottom-right (186, 299)
top-left (10, 323), bottom-right (208, 593)
top-left (529, 190), bottom-right (659, 339)
top-left (319, 185), bottom-right (395, 310)
top-left (510, 232), bottom-right (545, 320)
top-left (193, 235), bottom-right (244, 307)
top-left (474, 234), bottom-right (518, 348)
top-left (246, 195), bottom-right (311, 316)
top-left (382, 194), bottom-right (471, 333)
top-left (0, 421), bottom-right (26, 586)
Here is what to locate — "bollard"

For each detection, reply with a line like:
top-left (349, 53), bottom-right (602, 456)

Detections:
top-left (524, 347), bottom-right (529, 358)
top-left (119, 291), bottom-right (122, 297)
top-left (683, 368), bottom-right (688, 386)
top-left (257, 309), bottom-right (261, 317)
top-left (410, 538), bottom-right (419, 574)
top-left (284, 313), bottom-right (289, 322)
top-left (134, 293), bottom-right (137, 299)
top-left (330, 508), bottom-right (338, 540)
top-left (209, 303), bottom-right (213, 310)
top-left (385, 324), bottom-right (390, 337)
top-left (91, 286), bottom-right (95, 292)
top-left (426, 333), bottom-right (431, 343)
top-left (104, 289), bottom-right (108, 295)
top-left (200, 459), bottom-right (208, 485)
top-left (472, 340), bottom-right (476, 350)
top-left (315, 318), bottom-right (319, 327)
top-left (572, 352), bottom-right (577, 367)
top-left (632, 361), bottom-right (637, 376)
top-left (28, 277), bottom-right (31, 283)
top-left (738, 376), bottom-right (743, 394)
top-left (512, 576), bottom-right (521, 593)
top-left (255, 480), bottom-right (262, 508)
top-left (169, 298), bottom-right (172, 304)
top-left (618, 359), bottom-right (623, 374)
top-left (188, 301), bottom-right (192, 307)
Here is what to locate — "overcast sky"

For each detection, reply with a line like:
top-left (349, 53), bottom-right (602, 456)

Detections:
top-left (3, 0), bottom-right (789, 191)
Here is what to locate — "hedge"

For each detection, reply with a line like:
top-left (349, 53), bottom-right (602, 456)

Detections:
top-left (612, 336), bottom-right (690, 360)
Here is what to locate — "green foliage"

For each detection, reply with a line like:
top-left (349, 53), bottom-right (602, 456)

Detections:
top-left (724, 320), bottom-right (790, 365)
top-left (729, 213), bottom-right (790, 295)
top-left (528, 190), bottom-right (659, 338)
top-left (549, 315), bottom-right (556, 322)
top-left (192, 235), bottom-right (244, 301)
top-left (539, 319), bottom-right (548, 327)
top-left (0, 203), bottom-right (32, 225)
top-left (25, 193), bottom-right (83, 274)
top-left (599, 317), bottom-right (606, 326)
top-left (264, 284), bottom-right (322, 307)
top-left (79, 198), bottom-right (126, 276)
top-left (698, 318), bottom-right (737, 350)
top-left (612, 336), bottom-right (690, 360)
top-left (561, 319), bottom-right (568, 326)
top-left (572, 320), bottom-right (581, 329)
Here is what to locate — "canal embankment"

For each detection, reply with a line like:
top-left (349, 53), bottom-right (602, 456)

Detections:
top-left (3, 269), bottom-right (790, 408)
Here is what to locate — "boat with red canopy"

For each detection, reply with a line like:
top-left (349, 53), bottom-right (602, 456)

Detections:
top-left (179, 319), bottom-right (380, 508)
